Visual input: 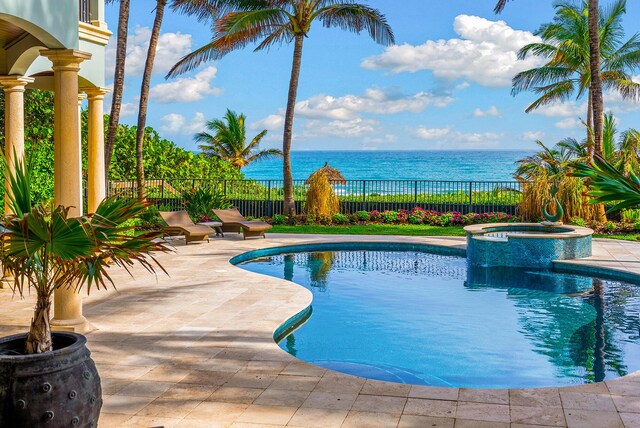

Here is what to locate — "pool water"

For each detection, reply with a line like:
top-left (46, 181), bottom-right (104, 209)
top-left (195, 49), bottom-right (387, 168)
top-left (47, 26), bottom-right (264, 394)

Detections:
top-left (239, 249), bottom-right (640, 388)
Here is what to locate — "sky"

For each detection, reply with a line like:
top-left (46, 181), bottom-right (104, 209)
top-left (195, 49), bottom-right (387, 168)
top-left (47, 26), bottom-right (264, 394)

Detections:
top-left (104, 0), bottom-right (640, 152)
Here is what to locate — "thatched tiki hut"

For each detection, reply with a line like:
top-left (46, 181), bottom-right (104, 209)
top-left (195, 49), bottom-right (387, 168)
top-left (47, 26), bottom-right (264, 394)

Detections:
top-left (305, 162), bottom-right (345, 218)
top-left (305, 162), bottom-right (347, 185)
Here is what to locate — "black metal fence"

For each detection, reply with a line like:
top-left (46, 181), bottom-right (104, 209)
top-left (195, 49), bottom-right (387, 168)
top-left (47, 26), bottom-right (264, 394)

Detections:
top-left (108, 179), bottom-right (524, 217)
top-left (79, 0), bottom-right (91, 22)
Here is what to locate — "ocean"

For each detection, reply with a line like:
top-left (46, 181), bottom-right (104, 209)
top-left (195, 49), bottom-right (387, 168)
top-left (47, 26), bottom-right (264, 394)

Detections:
top-left (242, 150), bottom-right (533, 182)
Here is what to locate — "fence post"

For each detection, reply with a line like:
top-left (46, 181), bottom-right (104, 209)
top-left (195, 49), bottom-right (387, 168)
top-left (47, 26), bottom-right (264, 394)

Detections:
top-left (161, 179), bottom-right (165, 204)
top-left (223, 180), bottom-right (227, 197)
top-left (414, 180), bottom-right (418, 204)
top-left (267, 180), bottom-right (272, 218)
top-left (469, 181), bottom-right (473, 213)
top-left (362, 181), bottom-right (367, 211)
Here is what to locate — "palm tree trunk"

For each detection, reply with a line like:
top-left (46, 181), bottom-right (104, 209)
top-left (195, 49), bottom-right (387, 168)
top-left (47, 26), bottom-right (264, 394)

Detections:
top-left (105, 0), bottom-right (131, 186)
top-left (282, 34), bottom-right (305, 216)
top-left (25, 290), bottom-right (52, 354)
top-left (589, 0), bottom-right (604, 155)
top-left (135, 0), bottom-right (167, 201)
top-left (588, 0), bottom-right (607, 223)
top-left (587, 89), bottom-right (594, 161)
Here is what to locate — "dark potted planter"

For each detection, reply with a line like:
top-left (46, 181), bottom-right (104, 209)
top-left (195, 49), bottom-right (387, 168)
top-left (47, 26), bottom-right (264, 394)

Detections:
top-left (0, 332), bottom-right (101, 427)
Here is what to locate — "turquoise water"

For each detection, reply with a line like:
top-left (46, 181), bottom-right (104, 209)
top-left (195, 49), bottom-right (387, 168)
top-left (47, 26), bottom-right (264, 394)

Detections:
top-left (242, 150), bottom-right (532, 181)
top-left (239, 249), bottom-right (640, 388)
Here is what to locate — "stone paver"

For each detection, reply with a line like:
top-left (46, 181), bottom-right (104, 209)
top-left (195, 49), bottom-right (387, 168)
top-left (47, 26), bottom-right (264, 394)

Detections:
top-left (1, 234), bottom-right (639, 427)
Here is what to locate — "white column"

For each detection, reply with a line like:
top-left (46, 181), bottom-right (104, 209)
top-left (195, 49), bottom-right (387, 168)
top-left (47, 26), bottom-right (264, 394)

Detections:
top-left (83, 87), bottom-right (109, 212)
top-left (0, 76), bottom-right (34, 213)
top-left (40, 49), bottom-right (92, 333)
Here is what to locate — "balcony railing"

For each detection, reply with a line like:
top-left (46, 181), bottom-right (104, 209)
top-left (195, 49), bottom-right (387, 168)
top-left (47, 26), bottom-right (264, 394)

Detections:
top-left (79, 0), bottom-right (91, 22)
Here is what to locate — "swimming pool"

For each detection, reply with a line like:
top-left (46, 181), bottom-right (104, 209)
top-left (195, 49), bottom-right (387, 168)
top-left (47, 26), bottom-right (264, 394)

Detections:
top-left (236, 244), bottom-right (640, 389)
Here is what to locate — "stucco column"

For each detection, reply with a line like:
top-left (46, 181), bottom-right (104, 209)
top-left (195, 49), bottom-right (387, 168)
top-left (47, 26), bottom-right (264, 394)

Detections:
top-left (40, 49), bottom-right (92, 333)
top-left (0, 76), bottom-right (34, 213)
top-left (83, 87), bottom-right (109, 212)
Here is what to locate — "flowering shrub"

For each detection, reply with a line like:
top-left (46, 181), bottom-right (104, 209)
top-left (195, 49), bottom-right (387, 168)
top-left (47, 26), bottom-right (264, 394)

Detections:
top-left (268, 207), bottom-right (520, 227)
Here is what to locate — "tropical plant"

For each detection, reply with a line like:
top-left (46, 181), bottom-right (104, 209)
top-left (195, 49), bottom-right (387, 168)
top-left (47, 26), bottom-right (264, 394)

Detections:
top-left (135, 0), bottom-right (169, 201)
top-left (167, 0), bottom-right (394, 215)
top-left (196, 109), bottom-right (282, 169)
top-left (573, 154), bottom-right (640, 211)
top-left (0, 158), bottom-right (169, 354)
top-left (515, 140), bottom-right (596, 221)
top-left (182, 186), bottom-right (232, 220)
top-left (105, 0), bottom-right (132, 176)
top-left (305, 171), bottom-right (339, 219)
top-left (512, 0), bottom-right (640, 146)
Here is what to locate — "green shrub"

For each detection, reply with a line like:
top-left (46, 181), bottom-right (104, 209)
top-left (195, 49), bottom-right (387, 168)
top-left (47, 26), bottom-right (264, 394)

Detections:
top-left (354, 211), bottom-right (371, 222)
top-left (182, 187), bottom-right (231, 221)
top-left (332, 213), bottom-right (350, 224)
top-left (634, 221), bottom-right (640, 231)
top-left (272, 214), bottom-right (286, 225)
top-left (381, 210), bottom-right (399, 223)
top-left (604, 221), bottom-right (617, 232)
top-left (621, 209), bottom-right (640, 223)
top-left (570, 217), bottom-right (587, 227)
top-left (438, 213), bottom-right (454, 226)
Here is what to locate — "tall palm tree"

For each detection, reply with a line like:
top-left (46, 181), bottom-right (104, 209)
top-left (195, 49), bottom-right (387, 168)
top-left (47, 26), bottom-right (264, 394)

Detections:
top-left (513, 1), bottom-right (640, 146)
top-left (105, 0), bottom-right (131, 182)
top-left (135, 0), bottom-right (168, 201)
top-left (494, 0), bottom-right (607, 157)
top-left (195, 109), bottom-right (282, 169)
top-left (167, 0), bottom-right (394, 215)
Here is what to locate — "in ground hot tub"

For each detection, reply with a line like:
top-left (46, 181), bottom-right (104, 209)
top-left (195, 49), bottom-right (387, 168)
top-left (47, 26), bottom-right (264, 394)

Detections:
top-left (465, 223), bottom-right (593, 268)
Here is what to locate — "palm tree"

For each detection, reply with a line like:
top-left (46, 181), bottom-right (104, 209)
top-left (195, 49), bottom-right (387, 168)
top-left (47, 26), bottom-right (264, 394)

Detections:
top-left (105, 0), bottom-right (131, 181)
top-left (512, 0), bottom-right (640, 149)
top-left (195, 109), bottom-right (282, 169)
top-left (135, 0), bottom-right (168, 201)
top-left (494, 0), bottom-right (607, 158)
top-left (167, 0), bottom-right (394, 215)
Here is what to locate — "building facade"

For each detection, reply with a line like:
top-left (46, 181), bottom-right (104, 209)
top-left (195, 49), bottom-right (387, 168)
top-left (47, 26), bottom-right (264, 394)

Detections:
top-left (0, 0), bottom-right (111, 332)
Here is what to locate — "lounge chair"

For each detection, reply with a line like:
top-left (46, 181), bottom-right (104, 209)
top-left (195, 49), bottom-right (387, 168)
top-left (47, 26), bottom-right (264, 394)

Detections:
top-left (212, 208), bottom-right (272, 239)
top-left (159, 211), bottom-right (215, 244)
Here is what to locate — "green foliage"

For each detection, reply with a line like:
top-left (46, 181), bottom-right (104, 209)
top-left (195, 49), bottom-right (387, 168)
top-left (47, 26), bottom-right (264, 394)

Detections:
top-left (182, 187), bottom-right (232, 221)
top-left (605, 221), bottom-right (617, 232)
top-left (571, 216), bottom-right (588, 227)
top-left (272, 214), bottom-right (287, 225)
top-left (634, 221), bottom-right (640, 231)
top-left (621, 209), bottom-right (640, 223)
top-left (331, 213), bottom-right (349, 224)
top-left (354, 211), bottom-right (371, 222)
top-left (573, 155), bottom-right (640, 211)
top-left (381, 210), bottom-right (399, 223)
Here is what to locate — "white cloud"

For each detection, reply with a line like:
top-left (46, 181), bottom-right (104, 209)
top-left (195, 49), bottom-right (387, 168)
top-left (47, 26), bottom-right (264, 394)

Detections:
top-left (296, 88), bottom-right (453, 120)
top-left (150, 66), bottom-right (222, 103)
top-left (414, 126), bottom-right (452, 140)
top-left (473, 106), bottom-right (500, 117)
top-left (555, 118), bottom-right (581, 129)
top-left (362, 15), bottom-right (543, 88)
top-left (522, 131), bottom-right (545, 141)
top-left (413, 126), bottom-right (502, 148)
top-left (250, 114), bottom-right (285, 131)
top-left (120, 102), bottom-right (137, 118)
top-left (302, 118), bottom-right (379, 139)
top-left (105, 26), bottom-right (193, 77)
top-left (160, 112), bottom-right (206, 135)
top-left (532, 102), bottom-right (585, 118)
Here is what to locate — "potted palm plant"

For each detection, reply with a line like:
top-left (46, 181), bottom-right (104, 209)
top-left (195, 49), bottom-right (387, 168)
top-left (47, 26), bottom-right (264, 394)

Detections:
top-left (0, 158), bottom-right (169, 427)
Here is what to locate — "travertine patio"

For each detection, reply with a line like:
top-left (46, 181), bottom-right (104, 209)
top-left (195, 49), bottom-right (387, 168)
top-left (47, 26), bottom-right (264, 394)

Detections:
top-left (1, 234), bottom-right (640, 428)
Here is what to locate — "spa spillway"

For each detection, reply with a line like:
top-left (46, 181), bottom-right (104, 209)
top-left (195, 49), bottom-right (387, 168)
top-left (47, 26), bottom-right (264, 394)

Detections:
top-left (464, 223), bottom-right (593, 269)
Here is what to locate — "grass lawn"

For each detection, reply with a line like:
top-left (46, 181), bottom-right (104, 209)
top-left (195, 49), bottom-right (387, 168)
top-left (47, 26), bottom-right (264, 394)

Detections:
top-left (270, 224), bottom-right (640, 241)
